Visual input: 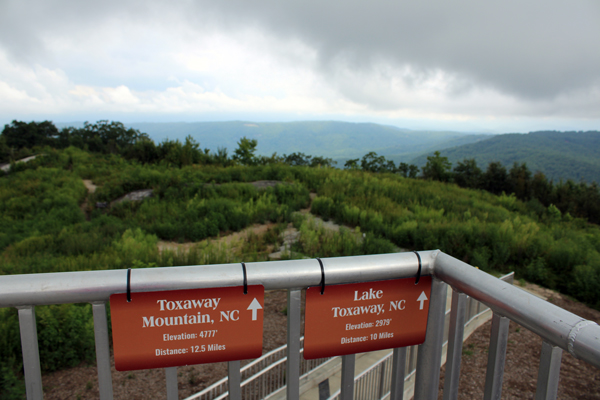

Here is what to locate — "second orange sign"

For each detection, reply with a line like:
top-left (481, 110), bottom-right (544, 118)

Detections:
top-left (303, 277), bottom-right (432, 359)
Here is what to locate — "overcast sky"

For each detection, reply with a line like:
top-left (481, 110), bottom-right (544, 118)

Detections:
top-left (1, 0), bottom-right (599, 133)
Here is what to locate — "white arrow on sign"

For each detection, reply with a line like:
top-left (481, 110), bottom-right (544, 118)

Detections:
top-left (247, 298), bottom-right (263, 321)
top-left (417, 291), bottom-right (428, 310)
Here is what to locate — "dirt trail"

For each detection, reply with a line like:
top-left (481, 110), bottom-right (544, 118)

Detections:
top-left (156, 223), bottom-right (277, 254)
top-left (0, 154), bottom-right (41, 172)
top-left (80, 179), bottom-right (98, 220)
top-left (155, 192), bottom-right (347, 260)
top-left (82, 180), bottom-right (97, 193)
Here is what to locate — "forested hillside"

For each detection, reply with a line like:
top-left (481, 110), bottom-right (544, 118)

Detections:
top-left (56, 120), bottom-right (488, 162)
top-left (412, 131), bottom-right (600, 183)
top-left (2, 120), bottom-right (600, 397)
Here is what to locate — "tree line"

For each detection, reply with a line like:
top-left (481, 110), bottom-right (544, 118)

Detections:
top-left (417, 151), bottom-right (600, 225)
top-left (0, 120), bottom-right (336, 169)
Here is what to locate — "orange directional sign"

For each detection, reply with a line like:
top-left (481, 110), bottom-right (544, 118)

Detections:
top-left (110, 285), bottom-right (264, 371)
top-left (303, 277), bottom-right (432, 359)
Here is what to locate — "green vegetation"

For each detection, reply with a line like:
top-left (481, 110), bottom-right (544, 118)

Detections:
top-left (307, 167), bottom-right (600, 305)
top-left (290, 214), bottom-right (397, 258)
top-left (2, 120), bottom-right (600, 397)
top-left (413, 130), bottom-right (600, 184)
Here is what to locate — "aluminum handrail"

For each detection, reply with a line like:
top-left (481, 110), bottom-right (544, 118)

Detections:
top-left (433, 252), bottom-right (600, 368)
top-left (0, 252), bottom-right (436, 307)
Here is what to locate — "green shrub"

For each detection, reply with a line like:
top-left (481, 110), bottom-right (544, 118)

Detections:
top-left (36, 304), bottom-right (95, 372)
top-left (471, 247), bottom-right (491, 271)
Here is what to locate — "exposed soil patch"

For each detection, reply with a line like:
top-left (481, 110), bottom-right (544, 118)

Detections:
top-left (0, 155), bottom-right (41, 172)
top-left (111, 189), bottom-right (154, 207)
top-left (206, 180), bottom-right (288, 190)
top-left (80, 179), bottom-right (98, 220)
top-left (82, 180), bottom-right (97, 194)
top-left (157, 192), bottom-right (321, 259)
top-left (157, 223), bottom-right (277, 254)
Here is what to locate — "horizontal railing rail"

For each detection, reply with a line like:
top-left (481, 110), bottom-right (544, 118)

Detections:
top-left (0, 252), bottom-right (436, 307)
top-left (1, 250), bottom-right (599, 400)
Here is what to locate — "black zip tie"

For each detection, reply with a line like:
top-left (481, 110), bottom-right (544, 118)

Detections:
top-left (241, 262), bottom-right (248, 294)
top-left (316, 258), bottom-right (325, 295)
top-left (126, 268), bottom-right (132, 302)
top-left (413, 251), bottom-right (422, 285)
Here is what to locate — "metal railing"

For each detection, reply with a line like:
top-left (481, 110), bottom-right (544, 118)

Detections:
top-left (194, 272), bottom-right (512, 400)
top-left (1, 251), bottom-right (599, 400)
top-left (185, 337), bottom-right (331, 400)
top-left (333, 352), bottom-right (393, 400)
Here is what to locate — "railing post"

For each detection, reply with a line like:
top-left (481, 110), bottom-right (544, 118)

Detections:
top-left (390, 347), bottom-right (407, 400)
top-left (228, 360), bottom-right (241, 400)
top-left (535, 341), bottom-right (562, 400)
top-left (286, 289), bottom-right (302, 400)
top-left (414, 278), bottom-right (448, 400)
top-left (18, 306), bottom-right (43, 400)
top-left (340, 354), bottom-right (355, 400)
top-left (408, 345), bottom-right (417, 372)
top-left (442, 290), bottom-right (467, 400)
top-left (92, 302), bottom-right (114, 400)
top-left (483, 313), bottom-right (510, 400)
top-left (165, 367), bottom-right (178, 400)
top-left (377, 358), bottom-right (386, 399)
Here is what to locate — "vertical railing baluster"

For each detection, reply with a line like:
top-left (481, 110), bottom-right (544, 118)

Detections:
top-left (286, 289), bottom-right (302, 400)
top-left (340, 354), bottom-right (355, 400)
top-left (483, 313), bottom-right (510, 400)
top-left (407, 345), bottom-right (417, 374)
top-left (260, 364), bottom-right (264, 399)
top-left (535, 341), bottom-right (562, 400)
top-left (468, 296), bottom-right (477, 321)
top-left (442, 290), bottom-right (467, 400)
top-left (390, 347), bottom-right (407, 400)
top-left (18, 306), bottom-right (43, 400)
top-left (378, 360), bottom-right (386, 399)
top-left (228, 360), bottom-right (241, 400)
top-left (92, 302), bottom-right (114, 400)
top-left (414, 278), bottom-right (448, 400)
top-left (165, 367), bottom-right (178, 400)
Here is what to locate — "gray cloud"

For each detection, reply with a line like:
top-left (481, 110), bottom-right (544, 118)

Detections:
top-left (185, 0), bottom-right (600, 100)
top-left (1, 0), bottom-right (599, 120)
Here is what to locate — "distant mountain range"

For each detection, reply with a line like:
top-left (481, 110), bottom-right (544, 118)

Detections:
top-left (411, 131), bottom-right (600, 184)
top-left (123, 121), bottom-right (489, 163)
top-left (55, 121), bottom-right (600, 183)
